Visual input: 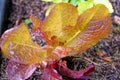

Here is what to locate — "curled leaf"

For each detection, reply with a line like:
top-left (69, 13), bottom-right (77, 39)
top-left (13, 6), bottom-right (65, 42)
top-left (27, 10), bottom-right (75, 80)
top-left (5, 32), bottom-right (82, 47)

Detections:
top-left (41, 62), bottom-right (62, 80)
top-left (57, 61), bottom-right (95, 79)
top-left (6, 59), bottom-right (37, 80)
top-left (0, 23), bottom-right (47, 64)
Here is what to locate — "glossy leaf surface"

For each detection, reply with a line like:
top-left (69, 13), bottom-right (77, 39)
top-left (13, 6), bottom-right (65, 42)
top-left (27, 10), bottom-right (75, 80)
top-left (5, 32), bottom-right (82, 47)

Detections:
top-left (65, 4), bottom-right (112, 54)
top-left (43, 3), bottom-right (78, 46)
top-left (43, 3), bottom-right (111, 54)
top-left (0, 23), bottom-right (47, 64)
top-left (6, 59), bottom-right (37, 80)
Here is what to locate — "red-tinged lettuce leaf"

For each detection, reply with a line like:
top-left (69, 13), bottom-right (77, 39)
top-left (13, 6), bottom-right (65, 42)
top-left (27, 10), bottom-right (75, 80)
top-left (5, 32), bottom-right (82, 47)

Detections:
top-left (43, 3), bottom-right (78, 46)
top-left (65, 4), bottom-right (112, 54)
top-left (42, 3), bottom-right (111, 54)
top-left (52, 46), bottom-right (73, 59)
top-left (6, 59), bottom-right (37, 80)
top-left (0, 22), bottom-right (72, 64)
top-left (57, 61), bottom-right (95, 79)
top-left (30, 15), bottom-right (51, 45)
top-left (41, 62), bottom-right (62, 80)
top-left (43, 46), bottom-right (73, 64)
top-left (0, 23), bottom-right (47, 64)
top-left (30, 15), bottom-right (43, 32)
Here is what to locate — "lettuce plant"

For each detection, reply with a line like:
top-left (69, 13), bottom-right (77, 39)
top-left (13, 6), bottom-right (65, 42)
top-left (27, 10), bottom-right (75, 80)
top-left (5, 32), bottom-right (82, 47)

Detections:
top-left (0, 3), bottom-right (112, 80)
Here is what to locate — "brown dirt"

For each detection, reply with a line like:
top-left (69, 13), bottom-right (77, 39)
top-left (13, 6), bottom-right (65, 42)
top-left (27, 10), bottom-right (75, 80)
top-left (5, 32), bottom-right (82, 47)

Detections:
top-left (0, 0), bottom-right (120, 80)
